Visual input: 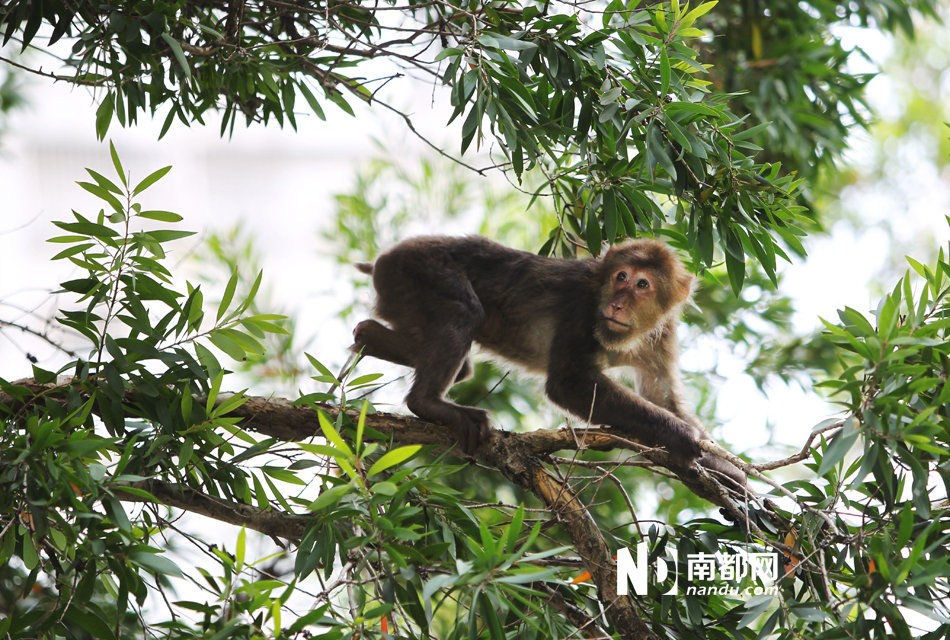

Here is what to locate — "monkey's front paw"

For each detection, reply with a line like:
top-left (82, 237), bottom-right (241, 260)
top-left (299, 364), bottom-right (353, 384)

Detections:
top-left (457, 407), bottom-right (491, 454)
top-left (662, 418), bottom-right (703, 466)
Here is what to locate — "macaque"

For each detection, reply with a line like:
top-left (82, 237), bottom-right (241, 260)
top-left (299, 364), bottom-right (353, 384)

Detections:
top-left (351, 235), bottom-right (745, 487)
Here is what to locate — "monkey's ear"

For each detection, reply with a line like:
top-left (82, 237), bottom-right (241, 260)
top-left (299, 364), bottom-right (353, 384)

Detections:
top-left (674, 272), bottom-right (693, 304)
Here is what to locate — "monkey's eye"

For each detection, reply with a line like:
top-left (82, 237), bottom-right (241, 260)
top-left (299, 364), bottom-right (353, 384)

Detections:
top-left (636, 278), bottom-right (650, 289)
top-left (616, 271), bottom-right (628, 283)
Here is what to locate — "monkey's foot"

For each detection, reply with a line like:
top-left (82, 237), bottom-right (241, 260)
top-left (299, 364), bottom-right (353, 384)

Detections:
top-left (456, 406), bottom-right (491, 454)
top-left (698, 453), bottom-right (747, 491)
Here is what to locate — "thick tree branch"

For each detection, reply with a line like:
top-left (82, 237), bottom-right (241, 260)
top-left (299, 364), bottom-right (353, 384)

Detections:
top-left (223, 393), bottom-right (753, 516)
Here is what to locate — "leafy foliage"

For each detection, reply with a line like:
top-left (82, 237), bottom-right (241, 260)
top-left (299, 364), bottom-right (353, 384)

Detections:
top-left (0, 0), bottom-right (823, 291)
top-left (2, 1), bottom-right (950, 639)
top-left (0, 150), bottom-right (289, 638)
top-left (768, 234), bottom-right (950, 637)
top-left (0, 1), bottom-right (941, 287)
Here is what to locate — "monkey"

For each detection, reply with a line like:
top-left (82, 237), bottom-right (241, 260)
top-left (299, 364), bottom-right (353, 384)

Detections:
top-left (350, 235), bottom-right (745, 487)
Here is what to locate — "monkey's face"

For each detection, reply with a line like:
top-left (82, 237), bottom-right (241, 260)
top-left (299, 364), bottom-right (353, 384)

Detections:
top-left (597, 265), bottom-right (664, 346)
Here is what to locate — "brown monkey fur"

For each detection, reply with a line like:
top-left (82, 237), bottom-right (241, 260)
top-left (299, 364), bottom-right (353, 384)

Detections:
top-left (351, 235), bottom-right (745, 487)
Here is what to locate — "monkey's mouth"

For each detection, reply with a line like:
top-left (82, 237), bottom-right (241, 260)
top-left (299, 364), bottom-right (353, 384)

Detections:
top-left (603, 316), bottom-right (632, 330)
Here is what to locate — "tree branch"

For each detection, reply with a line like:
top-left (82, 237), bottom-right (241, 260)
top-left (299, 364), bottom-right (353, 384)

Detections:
top-left (118, 479), bottom-right (308, 542)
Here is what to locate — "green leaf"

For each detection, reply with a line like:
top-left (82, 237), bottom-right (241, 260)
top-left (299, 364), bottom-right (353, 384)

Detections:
top-left (722, 227), bottom-right (746, 293)
top-left (505, 504), bottom-right (525, 553)
top-left (110, 141), bottom-right (127, 186)
top-left (85, 168), bottom-right (122, 194)
top-left (129, 550), bottom-right (184, 577)
top-left (54, 219), bottom-right (119, 238)
top-left (348, 373), bottom-right (383, 387)
top-left (372, 481), bottom-right (397, 496)
top-left (112, 485), bottom-right (159, 501)
top-left (205, 371), bottom-right (223, 415)
top-left (148, 229), bottom-right (195, 243)
top-left (21, 533), bottom-right (38, 569)
top-left (585, 211), bottom-right (602, 255)
top-left (78, 181), bottom-right (124, 214)
top-left (138, 210), bottom-right (182, 222)
top-left (216, 328), bottom-right (264, 354)
top-left (161, 33), bottom-right (192, 79)
top-left (603, 189), bottom-right (618, 241)
top-left (495, 568), bottom-right (558, 584)
top-left (299, 442), bottom-right (350, 459)
top-left (367, 445), bottom-right (422, 477)
top-left (262, 466), bottom-right (306, 485)
top-left (660, 48), bottom-right (670, 94)
top-left (306, 353), bottom-right (340, 384)
top-left (328, 90), bottom-right (354, 116)
top-left (63, 608), bottom-right (117, 640)
top-left (52, 243), bottom-right (94, 260)
top-left (298, 82), bottom-right (326, 120)
top-left (217, 269), bottom-right (238, 322)
top-left (422, 574), bottom-right (457, 602)
top-left (677, 26), bottom-right (706, 37)
top-left (96, 93), bottom-right (115, 140)
top-left (839, 307), bottom-right (874, 336)
top-left (308, 483), bottom-right (352, 511)
top-left (492, 34), bottom-right (538, 52)
top-left (435, 47), bottom-right (462, 61)
top-left (133, 166), bottom-right (172, 195)
top-left (480, 592), bottom-right (505, 640)
top-left (196, 343), bottom-right (221, 380)
top-left (318, 411), bottom-right (354, 458)
top-left (209, 330), bottom-right (246, 361)
top-left (355, 401), bottom-right (368, 451)
top-left (681, 1), bottom-right (718, 27)
top-left (236, 527), bottom-right (246, 569)
top-left (48, 234), bottom-right (89, 243)
top-left (817, 418), bottom-right (860, 476)
top-left (211, 392), bottom-right (249, 418)
top-left (106, 497), bottom-right (131, 532)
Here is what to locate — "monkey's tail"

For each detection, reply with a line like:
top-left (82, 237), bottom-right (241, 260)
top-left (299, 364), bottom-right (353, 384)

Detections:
top-left (355, 262), bottom-right (374, 275)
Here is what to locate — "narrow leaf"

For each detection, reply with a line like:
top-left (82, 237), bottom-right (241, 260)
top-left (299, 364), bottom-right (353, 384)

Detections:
top-left (133, 166), bottom-right (172, 195)
top-left (161, 33), bottom-right (192, 79)
top-left (367, 445), bottom-right (422, 477)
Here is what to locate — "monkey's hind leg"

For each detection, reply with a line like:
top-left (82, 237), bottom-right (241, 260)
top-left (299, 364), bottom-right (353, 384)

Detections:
top-left (352, 319), bottom-right (473, 383)
top-left (405, 315), bottom-right (489, 453)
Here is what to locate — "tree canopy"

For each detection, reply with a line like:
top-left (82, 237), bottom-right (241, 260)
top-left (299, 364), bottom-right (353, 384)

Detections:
top-left (1, 1), bottom-right (950, 639)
